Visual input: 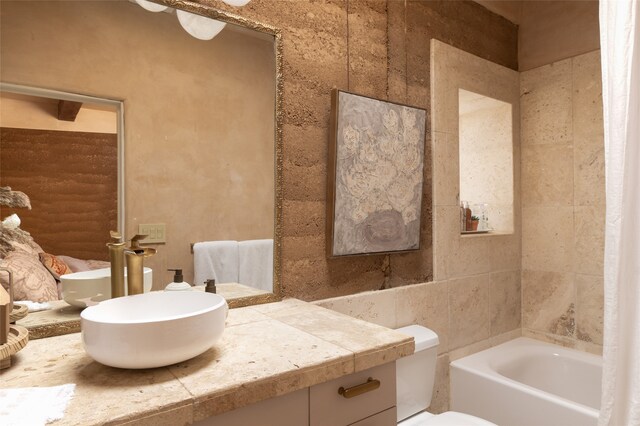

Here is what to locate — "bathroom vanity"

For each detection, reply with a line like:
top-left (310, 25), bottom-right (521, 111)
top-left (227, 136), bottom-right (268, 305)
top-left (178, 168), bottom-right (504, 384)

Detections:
top-left (1, 299), bottom-right (413, 425)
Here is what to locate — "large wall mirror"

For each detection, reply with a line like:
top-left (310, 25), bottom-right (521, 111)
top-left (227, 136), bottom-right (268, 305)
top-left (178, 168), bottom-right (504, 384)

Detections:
top-left (0, 0), bottom-right (282, 338)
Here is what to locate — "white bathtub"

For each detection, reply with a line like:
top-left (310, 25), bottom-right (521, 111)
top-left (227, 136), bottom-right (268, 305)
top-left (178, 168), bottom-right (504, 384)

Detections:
top-left (450, 337), bottom-right (602, 426)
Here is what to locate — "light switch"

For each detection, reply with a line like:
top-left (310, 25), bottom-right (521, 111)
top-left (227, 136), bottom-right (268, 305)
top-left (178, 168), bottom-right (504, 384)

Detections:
top-left (138, 223), bottom-right (166, 244)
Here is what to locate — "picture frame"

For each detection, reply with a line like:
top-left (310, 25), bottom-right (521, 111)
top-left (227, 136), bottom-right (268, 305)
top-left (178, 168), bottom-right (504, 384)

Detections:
top-left (326, 89), bottom-right (427, 257)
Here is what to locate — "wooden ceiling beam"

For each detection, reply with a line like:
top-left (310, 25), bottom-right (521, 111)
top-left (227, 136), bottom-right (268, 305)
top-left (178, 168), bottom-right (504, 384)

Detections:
top-left (57, 100), bottom-right (83, 122)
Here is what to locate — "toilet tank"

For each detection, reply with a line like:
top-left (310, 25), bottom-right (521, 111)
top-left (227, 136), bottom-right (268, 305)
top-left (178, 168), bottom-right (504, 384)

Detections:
top-left (395, 325), bottom-right (440, 422)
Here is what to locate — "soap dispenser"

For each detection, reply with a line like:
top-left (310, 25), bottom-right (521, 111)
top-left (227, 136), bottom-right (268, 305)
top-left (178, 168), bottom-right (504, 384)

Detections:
top-left (165, 269), bottom-right (192, 291)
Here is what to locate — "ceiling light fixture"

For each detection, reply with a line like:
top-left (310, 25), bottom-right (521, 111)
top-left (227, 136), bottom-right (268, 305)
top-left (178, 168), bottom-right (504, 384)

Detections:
top-left (134, 0), bottom-right (252, 41)
top-left (134, 0), bottom-right (169, 13)
top-left (176, 10), bottom-right (227, 41)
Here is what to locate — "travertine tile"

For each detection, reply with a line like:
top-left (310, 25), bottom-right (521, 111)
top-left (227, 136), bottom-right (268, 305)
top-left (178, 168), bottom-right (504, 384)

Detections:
top-left (487, 234), bottom-right (521, 272)
top-left (576, 273), bottom-right (604, 345)
top-left (574, 206), bottom-right (605, 276)
top-left (574, 143), bottom-right (605, 206)
top-left (112, 404), bottom-right (193, 426)
top-left (273, 307), bottom-right (413, 372)
top-left (522, 206), bottom-right (574, 272)
top-left (430, 354), bottom-right (450, 414)
top-left (171, 319), bottom-right (354, 419)
top-left (521, 143), bottom-right (574, 206)
top-left (522, 270), bottom-right (575, 337)
top-left (395, 281), bottom-right (450, 353)
top-left (489, 270), bottom-right (521, 336)
top-left (225, 306), bottom-right (271, 328)
top-left (448, 274), bottom-right (491, 349)
top-left (432, 131), bottom-right (459, 207)
top-left (520, 58), bottom-right (573, 146)
top-left (2, 333), bottom-right (193, 426)
top-left (433, 205), bottom-right (459, 281)
top-left (448, 236), bottom-right (492, 279)
top-left (522, 328), bottom-right (602, 355)
top-left (572, 50), bottom-right (603, 146)
top-left (313, 289), bottom-right (397, 329)
top-left (430, 41), bottom-right (459, 135)
top-left (449, 328), bottom-right (522, 362)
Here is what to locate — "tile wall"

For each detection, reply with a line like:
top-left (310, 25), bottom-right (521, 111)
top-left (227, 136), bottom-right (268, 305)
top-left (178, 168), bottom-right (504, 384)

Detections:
top-left (520, 50), bottom-right (604, 354)
top-left (314, 284), bottom-right (521, 413)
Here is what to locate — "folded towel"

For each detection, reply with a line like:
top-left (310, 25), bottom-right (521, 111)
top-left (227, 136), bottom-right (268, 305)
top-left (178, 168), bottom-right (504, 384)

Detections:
top-left (15, 301), bottom-right (51, 312)
top-left (238, 239), bottom-right (274, 292)
top-left (0, 383), bottom-right (76, 426)
top-left (193, 241), bottom-right (239, 286)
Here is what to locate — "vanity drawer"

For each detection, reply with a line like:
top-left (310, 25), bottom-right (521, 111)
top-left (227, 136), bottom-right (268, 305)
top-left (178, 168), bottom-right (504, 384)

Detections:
top-left (310, 362), bottom-right (396, 426)
top-left (349, 407), bottom-right (397, 426)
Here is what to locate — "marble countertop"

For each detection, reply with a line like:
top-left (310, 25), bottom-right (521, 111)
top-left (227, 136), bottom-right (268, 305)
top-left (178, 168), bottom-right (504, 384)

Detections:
top-left (1, 298), bottom-right (414, 425)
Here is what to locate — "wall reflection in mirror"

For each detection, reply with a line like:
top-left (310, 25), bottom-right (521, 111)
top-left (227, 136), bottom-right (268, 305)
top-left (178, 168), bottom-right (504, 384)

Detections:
top-left (0, 0), bottom-right (279, 336)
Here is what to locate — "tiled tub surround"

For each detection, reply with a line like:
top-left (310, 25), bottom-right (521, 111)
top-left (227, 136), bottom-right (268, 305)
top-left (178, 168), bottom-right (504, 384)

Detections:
top-left (520, 50), bottom-right (604, 354)
top-left (315, 281), bottom-right (522, 413)
top-left (0, 299), bottom-right (413, 425)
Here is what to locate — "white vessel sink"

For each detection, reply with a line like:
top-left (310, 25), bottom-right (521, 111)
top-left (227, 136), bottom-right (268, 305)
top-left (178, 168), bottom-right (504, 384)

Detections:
top-left (81, 291), bottom-right (227, 369)
top-left (61, 267), bottom-right (153, 308)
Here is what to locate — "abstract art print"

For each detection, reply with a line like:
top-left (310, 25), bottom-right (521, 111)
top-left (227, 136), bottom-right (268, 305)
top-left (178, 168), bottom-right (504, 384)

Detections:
top-left (327, 89), bottom-right (427, 257)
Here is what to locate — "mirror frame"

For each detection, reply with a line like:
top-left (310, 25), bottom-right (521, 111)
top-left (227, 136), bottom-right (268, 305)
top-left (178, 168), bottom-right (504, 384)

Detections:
top-left (3, 0), bottom-right (283, 339)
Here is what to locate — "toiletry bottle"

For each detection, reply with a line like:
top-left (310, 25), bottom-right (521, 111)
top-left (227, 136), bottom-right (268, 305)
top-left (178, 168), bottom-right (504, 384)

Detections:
top-left (462, 201), bottom-right (470, 232)
top-left (165, 269), bottom-right (192, 291)
top-left (205, 279), bottom-right (217, 294)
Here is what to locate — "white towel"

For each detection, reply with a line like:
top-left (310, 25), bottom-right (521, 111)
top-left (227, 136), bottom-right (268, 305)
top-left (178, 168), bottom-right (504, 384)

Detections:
top-left (15, 301), bottom-right (51, 313)
top-left (0, 383), bottom-right (76, 426)
top-left (238, 239), bottom-right (273, 292)
top-left (193, 241), bottom-right (239, 286)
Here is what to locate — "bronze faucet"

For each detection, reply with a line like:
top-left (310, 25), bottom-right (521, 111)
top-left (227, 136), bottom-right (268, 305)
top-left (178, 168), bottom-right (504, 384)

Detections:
top-left (107, 232), bottom-right (156, 298)
top-left (124, 234), bottom-right (156, 295)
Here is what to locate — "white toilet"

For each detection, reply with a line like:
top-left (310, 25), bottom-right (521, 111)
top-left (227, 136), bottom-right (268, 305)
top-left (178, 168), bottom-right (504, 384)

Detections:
top-left (396, 325), bottom-right (496, 426)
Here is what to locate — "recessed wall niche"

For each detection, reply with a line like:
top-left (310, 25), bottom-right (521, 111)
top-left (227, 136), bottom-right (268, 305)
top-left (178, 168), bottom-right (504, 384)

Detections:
top-left (458, 89), bottom-right (514, 234)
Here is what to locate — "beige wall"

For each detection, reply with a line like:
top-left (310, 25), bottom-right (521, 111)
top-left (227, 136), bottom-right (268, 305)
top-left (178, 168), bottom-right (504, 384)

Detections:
top-left (1, 0), bottom-right (518, 299)
top-left (519, 0), bottom-right (600, 70)
top-left (1, 1), bottom-right (275, 288)
top-left (520, 50), bottom-right (604, 354)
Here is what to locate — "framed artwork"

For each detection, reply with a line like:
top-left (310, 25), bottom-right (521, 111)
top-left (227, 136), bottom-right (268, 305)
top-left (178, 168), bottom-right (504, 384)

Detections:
top-left (326, 89), bottom-right (427, 257)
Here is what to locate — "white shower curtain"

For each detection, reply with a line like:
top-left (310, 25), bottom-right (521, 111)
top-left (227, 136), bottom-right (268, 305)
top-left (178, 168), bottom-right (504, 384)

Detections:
top-left (598, 1), bottom-right (640, 425)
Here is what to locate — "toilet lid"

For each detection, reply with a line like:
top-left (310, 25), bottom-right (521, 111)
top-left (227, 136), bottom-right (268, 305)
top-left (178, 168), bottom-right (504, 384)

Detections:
top-left (424, 411), bottom-right (497, 426)
top-left (399, 411), bottom-right (497, 426)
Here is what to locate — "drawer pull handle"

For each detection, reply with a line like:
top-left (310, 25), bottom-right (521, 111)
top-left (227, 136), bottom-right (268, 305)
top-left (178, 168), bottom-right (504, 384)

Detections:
top-left (338, 377), bottom-right (380, 399)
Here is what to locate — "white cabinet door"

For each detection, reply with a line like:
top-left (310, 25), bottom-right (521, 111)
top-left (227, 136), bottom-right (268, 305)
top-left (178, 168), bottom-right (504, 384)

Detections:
top-left (310, 362), bottom-right (396, 426)
top-left (194, 388), bottom-right (309, 426)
